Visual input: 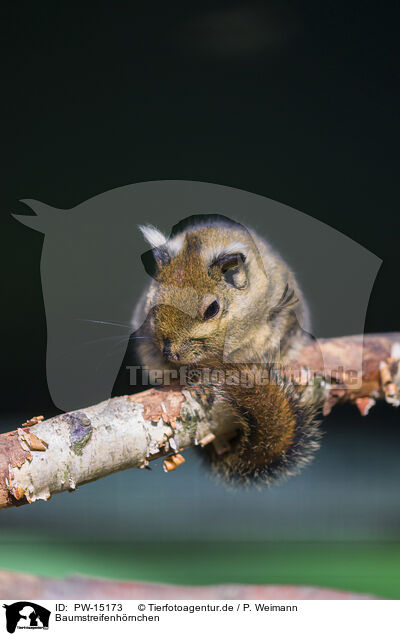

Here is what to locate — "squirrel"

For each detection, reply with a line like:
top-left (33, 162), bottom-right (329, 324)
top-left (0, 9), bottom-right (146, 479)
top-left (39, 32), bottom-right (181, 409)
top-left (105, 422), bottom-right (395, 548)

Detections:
top-left (132, 214), bottom-right (322, 485)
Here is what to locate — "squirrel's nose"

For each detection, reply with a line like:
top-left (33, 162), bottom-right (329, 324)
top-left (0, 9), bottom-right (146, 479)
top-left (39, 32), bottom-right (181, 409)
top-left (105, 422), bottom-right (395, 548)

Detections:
top-left (162, 339), bottom-right (180, 362)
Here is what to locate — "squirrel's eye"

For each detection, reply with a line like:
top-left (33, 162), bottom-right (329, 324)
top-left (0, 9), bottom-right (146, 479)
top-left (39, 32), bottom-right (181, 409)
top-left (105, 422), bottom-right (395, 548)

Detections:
top-left (203, 300), bottom-right (220, 321)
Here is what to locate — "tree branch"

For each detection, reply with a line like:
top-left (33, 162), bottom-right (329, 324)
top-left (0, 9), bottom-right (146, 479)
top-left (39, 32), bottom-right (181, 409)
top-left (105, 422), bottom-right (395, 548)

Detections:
top-left (1, 333), bottom-right (399, 509)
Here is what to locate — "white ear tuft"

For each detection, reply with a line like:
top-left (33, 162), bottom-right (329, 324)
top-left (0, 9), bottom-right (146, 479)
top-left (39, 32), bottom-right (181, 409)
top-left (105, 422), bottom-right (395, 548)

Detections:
top-left (138, 224), bottom-right (167, 248)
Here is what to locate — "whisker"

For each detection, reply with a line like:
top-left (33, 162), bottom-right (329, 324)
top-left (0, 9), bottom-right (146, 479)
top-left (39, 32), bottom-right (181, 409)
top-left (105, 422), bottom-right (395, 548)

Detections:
top-left (52, 334), bottom-right (152, 359)
top-left (76, 318), bottom-right (132, 330)
top-left (75, 334), bottom-right (152, 349)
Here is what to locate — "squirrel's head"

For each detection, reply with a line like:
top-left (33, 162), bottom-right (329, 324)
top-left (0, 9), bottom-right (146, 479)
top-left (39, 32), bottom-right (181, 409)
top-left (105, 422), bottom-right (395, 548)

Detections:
top-left (139, 218), bottom-right (265, 365)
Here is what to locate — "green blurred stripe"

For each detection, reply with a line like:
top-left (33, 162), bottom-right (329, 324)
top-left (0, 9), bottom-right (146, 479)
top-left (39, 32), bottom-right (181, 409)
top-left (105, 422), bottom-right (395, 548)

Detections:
top-left (0, 538), bottom-right (399, 598)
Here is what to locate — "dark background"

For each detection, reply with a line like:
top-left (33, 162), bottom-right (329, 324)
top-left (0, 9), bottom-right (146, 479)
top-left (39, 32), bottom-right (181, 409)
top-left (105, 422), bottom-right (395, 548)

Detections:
top-left (0, 1), bottom-right (400, 596)
top-left (1, 0), bottom-right (399, 414)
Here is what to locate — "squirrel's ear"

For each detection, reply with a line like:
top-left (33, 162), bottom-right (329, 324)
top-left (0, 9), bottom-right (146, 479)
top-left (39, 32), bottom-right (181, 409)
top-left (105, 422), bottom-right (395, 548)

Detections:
top-left (140, 246), bottom-right (171, 279)
top-left (212, 253), bottom-right (247, 289)
top-left (138, 224), bottom-right (167, 248)
top-left (138, 225), bottom-right (170, 280)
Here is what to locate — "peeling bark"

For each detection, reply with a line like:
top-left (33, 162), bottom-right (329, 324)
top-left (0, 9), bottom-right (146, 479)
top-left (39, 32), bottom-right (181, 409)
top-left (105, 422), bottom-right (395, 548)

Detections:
top-left (0, 387), bottom-right (235, 509)
top-left (1, 333), bottom-right (399, 510)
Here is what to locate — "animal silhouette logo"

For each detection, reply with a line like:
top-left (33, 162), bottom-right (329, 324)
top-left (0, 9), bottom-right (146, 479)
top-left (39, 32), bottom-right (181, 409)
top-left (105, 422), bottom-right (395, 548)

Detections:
top-left (3, 602), bottom-right (50, 633)
top-left (13, 180), bottom-right (381, 410)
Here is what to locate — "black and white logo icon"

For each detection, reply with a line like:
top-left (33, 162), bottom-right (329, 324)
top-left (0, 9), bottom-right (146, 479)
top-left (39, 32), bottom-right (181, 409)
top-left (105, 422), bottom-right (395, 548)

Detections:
top-left (2, 602), bottom-right (50, 633)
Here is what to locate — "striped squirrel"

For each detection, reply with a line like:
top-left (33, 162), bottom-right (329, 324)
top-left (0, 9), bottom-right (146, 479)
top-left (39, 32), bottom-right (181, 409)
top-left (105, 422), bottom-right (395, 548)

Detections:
top-left (133, 214), bottom-right (321, 485)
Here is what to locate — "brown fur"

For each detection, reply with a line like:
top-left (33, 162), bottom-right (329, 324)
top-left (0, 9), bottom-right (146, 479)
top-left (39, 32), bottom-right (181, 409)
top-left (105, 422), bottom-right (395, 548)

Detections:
top-left (134, 216), bottom-right (321, 485)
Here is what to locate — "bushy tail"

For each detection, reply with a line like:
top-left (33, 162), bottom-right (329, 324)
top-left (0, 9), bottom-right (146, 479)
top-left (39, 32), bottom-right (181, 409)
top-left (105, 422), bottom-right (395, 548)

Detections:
top-left (196, 360), bottom-right (322, 486)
